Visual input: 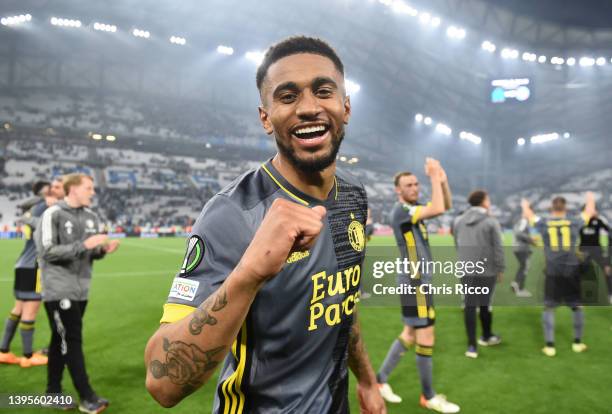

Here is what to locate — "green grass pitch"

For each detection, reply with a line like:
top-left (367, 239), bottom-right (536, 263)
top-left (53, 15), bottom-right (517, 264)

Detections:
top-left (1, 235), bottom-right (611, 413)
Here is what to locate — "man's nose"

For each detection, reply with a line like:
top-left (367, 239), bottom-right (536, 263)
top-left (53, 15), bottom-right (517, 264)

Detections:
top-left (295, 90), bottom-right (322, 119)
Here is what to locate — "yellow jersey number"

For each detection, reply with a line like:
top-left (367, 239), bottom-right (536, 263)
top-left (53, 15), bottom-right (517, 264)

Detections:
top-left (547, 224), bottom-right (571, 251)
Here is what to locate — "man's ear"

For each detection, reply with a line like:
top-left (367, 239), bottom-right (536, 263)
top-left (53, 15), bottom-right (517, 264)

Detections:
top-left (343, 95), bottom-right (351, 125)
top-left (258, 106), bottom-right (274, 135)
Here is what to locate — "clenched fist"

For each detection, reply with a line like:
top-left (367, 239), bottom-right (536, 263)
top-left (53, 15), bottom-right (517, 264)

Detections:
top-left (239, 198), bottom-right (326, 284)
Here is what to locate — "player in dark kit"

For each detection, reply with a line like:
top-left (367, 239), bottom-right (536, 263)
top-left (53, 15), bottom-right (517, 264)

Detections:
top-left (145, 36), bottom-right (385, 414)
top-left (376, 161), bottom-right (460, 413)
top-left (521, 194), bottom-right (595, 356)
top-left (0, 179), bottom-right (63, 367)
top-left (578, 207), bottom-right (611, 304)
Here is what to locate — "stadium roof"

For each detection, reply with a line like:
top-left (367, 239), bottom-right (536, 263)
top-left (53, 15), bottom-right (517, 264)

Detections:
top-left (485, 0), bottom-right (612, 30)
top-left (1, 0), bottom-right (611, 193)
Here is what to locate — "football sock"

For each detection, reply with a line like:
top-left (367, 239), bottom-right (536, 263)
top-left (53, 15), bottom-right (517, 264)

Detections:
top-left (377, 338), bottom-right (409, 384)
top-left (542, 308), bottom-right (555, 345)
top-left (572, 307), bottom-right (584, 342)
top-left (19, 320), bottom-right (35, 358)
top-left (0, 313), bottom-right (21, 353)
top-left (415, 344), bottom-right (435, 400)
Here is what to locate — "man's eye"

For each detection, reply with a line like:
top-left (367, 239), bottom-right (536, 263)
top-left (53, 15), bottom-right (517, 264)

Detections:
top-left (279, 94), bottom-right (296, 103)
top-left (317, 89), bottom-right (332, 97)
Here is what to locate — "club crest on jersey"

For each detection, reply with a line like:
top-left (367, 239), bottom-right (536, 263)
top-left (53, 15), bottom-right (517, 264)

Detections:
top-left (348, 213), bottom-right (365, 252)
top-left (180, 236), bottom-right (205, 276)
top-left (86, 219), bottom-right (94, 229)
top-left (65, 221), bottom-right (73, 235)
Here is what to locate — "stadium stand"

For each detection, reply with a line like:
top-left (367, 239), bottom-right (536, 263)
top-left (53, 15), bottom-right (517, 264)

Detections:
top-left (1, 82), bottom-right (610, 234)
top-left (5, 131), bottom-right (608, 233)
top-left (0, 134), bottom-right (393, 230)
top-left (0, 91), bottom-right (255, 142)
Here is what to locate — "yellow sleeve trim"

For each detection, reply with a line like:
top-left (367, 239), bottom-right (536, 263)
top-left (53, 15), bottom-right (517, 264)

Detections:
top-left (581, 212), bottom-right (589, 224)
top-left (35, 268), bottom-right (42, 294)
top-left (160, 303), bottom-right (196, 324)
top-left (23, 225), bottom-right (32, 240)
top-left (411, 205), bottom-right (422, 224)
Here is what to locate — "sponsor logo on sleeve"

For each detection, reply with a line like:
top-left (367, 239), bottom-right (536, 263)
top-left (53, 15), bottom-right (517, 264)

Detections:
top-left (168, 278), bottom-right (200, 302)
top-left (180, 235), bottom-right (205, 276)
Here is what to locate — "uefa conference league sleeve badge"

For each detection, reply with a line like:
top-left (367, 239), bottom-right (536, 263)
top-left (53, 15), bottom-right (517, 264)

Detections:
top-left (180, 235), bottom-right (205, 276)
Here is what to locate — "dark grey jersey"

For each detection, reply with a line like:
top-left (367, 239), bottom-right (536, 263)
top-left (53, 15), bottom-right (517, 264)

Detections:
top-left (161, 160), bottom-right (368, 414)
top-left (390, 201), bottom-right (433, 281)
top-left (15, 201), bottom-right (47, 269)
top-left (532, 215), bottom-right (586, 276)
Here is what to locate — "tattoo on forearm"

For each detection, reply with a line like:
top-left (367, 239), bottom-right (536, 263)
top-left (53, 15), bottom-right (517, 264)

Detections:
top-left (189, 286), bottom-right (228, 335)
top-left (150, 337), bottom-right (226, 393)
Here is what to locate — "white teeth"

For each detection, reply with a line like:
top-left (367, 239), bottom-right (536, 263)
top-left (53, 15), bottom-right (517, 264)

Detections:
top-left (294, 125), bottom-right (326, 135)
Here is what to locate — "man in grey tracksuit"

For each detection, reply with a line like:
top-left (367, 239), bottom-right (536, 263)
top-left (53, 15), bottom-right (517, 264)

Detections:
top-left (452, 190), bottom-right (505, 358)
top-left (34, 173), bottom-right (119, 412)
top-left (512, 217), bottom-right (534, 296)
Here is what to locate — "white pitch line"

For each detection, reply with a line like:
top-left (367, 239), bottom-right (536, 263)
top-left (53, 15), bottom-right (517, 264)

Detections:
top-left (118, 240), bottom-right (184, 254)
top-left (94, 269), bottom-right (177, 278)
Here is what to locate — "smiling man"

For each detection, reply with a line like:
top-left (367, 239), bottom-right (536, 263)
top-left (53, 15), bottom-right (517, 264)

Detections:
top-left (145, 36), bottom-right (385, 413)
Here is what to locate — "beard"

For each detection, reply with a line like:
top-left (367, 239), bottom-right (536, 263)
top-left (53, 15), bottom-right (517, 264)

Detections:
top-left (275, 127), bottom-right (345, 174)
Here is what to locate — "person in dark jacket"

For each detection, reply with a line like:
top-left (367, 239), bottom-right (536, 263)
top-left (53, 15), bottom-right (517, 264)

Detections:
top-left (35, 173), bottom-right (120, 413)
top-left (452, 190), bottom-right (505, 359)
top-left (578, 207), bottom-right (612, 304)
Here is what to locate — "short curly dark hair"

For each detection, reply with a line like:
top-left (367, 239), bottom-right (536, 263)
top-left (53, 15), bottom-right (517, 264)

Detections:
top-left (256, 36), bottom-right (344, 92)
top-left (32, 180), bottom-right (50, 196)
top-left (468, 190), bottom-right (488, 207)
